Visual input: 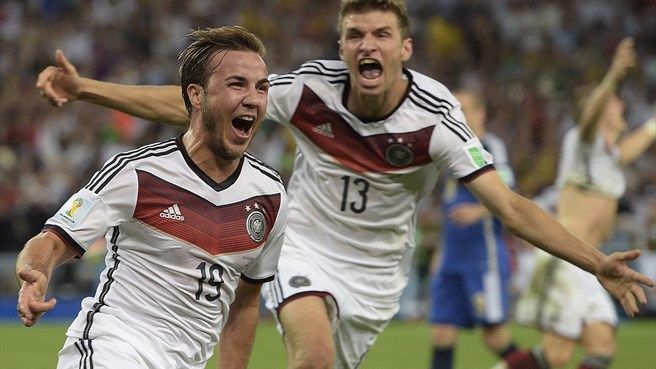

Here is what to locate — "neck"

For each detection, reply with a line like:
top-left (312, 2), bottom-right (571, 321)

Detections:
top-left (182, 130), bottom-right (240, 183)
top-left (346, 76), bottom-right (407, 120)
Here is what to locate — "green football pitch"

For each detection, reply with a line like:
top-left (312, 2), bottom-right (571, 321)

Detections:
top-left (1, 319), bottom-right (654, 368)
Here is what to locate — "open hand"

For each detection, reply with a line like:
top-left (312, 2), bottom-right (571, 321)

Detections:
top-left (17, 269), bottom-right (57, 327)
top-left (596, 250), bottom-right (655, 317)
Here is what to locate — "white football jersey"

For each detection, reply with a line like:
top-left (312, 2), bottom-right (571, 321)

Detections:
top-left (266, 60), bottom-right (493, 296)
top-left (556, 127), bottom-right (625, 199)
top-left (44, 137), bottom-right (287, 368)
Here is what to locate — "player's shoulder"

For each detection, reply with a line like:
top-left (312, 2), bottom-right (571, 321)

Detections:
top-left (406, 68), bottom-right (459, 106)
top-left (86, 138), bottom-right (179, 193)
top-left (269, 59), bottom-right (348, 86)
top-left (243, 152), bottom-right (285, 189)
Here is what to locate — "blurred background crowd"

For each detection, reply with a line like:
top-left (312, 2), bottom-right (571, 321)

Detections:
top-left (0, 0), bottom-right (654, 315)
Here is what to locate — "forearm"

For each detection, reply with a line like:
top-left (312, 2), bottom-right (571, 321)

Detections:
top-left (16, 232), bottom-right (74, 283)
top-left (77, 78), bottom-right (190, 126)
top-left (501, 195), bottom-right (605, 274)
top-left (618, 117), bottom-right (656, 165)
top-left (579, 73), bottom-right (619, 137)
top-left (217, 284), bottom-right (261, 369)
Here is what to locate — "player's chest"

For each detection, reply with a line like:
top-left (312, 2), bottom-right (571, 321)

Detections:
top-left (132, 170), bottom-right (280, 256)
top-left (289, 85), bottom-right (435, 174)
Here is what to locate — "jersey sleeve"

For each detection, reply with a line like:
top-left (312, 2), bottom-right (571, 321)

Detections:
top-left (429, 104), bottom-right (495, 180)
top-left (485, 134), bottom-right (516, 187)
top-left (265, 71), bottom-right (304, 126)
top-left (43, 159), bottom-right (138, 258)
top-left (240, 189), bottom-right (288, 283)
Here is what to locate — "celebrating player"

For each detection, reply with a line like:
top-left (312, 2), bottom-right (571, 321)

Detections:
top-left (499, 37), bottom-right (656, 369)
top-left (429, 89), bottom-right (518, 369)
top-left (35, 1), bottom-right (654, 368)
top-left (18, 26), bottom-right (288, 369)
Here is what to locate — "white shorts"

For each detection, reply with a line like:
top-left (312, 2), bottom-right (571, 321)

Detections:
top-left (57, 335), bottom-right (206, 369)
top-left (514, 251), bottom-right (618, 339)
top-left (261, 248), bottom-right (400, 369)
top-left (57, 336), bottom-right (148, 369)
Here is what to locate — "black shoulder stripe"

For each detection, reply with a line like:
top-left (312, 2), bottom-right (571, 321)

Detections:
top-left (407, 95), bottom-right (470, 142)
top-left (409, 89), bottom-right (474, 140)
top-left (85, 140), bottom-right (178, 194)
top-left (410, 83), bottom-right (455, 109)
top-left (245, 153), bottom-right (283, 184)
top-left (443, 111), bottom-right (475, 138)
top-left (85, 139), bottom-right (175, 191)
top-left (410, 84), bottom-right (475, 137)
top-left (271, 81), bottom-right (293, 87)
top-left (300, 60), bottom-right (348, 73)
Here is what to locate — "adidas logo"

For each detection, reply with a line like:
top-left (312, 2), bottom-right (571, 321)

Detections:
top-left (159, 204), bottom-right (185, 221)
top-left (312, 123), bottom-right (334, 138)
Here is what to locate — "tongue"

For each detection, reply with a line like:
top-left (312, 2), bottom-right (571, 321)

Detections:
top-left (361, 67), bottom-right (382, 79)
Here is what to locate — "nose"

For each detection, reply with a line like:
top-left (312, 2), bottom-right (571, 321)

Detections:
top-left (359, 33), bottom-right (377, 53)
top-left (242, 87), bottom-right (260, 108)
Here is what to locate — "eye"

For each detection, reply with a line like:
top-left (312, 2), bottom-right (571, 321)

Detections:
top-left (257, 84), bottom-right (269, 93)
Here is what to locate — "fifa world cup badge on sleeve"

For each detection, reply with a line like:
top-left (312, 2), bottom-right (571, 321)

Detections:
top-left (464, 143), bottom-right (488, 168)
top-left (54, 195), bottom-right (96, 229)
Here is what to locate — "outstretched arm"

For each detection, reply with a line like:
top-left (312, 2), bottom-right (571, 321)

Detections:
top-left (578, 37), bottom-right (636, 140)
top-left (618, 116), bottom-right (656, 165)
top-left (15, 231), bottom-right (77, 327)
top-left (217, 280), bottom-right (262, 369)
top-left (36, 49), bottom-right (189, 126)
top-left (465, 171), bottom-right (655, 317)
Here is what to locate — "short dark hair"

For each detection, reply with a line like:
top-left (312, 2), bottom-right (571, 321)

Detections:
top-left (338, 0), bottom-right (410, 39)
top-left (178, 26), bottom-right (266, 115)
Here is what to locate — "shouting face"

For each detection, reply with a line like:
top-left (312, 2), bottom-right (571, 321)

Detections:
top-left (339, 9), bottom-right (412, 98)
top-left (188, 50), bottom-right (269, 161)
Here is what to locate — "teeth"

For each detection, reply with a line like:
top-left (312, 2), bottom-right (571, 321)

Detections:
top-left (359, 59), bottom-right (377, 66)
top-left (238, 116), bottom-right (254, 121)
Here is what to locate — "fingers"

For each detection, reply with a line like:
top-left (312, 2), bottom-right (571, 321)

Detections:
top-left (619, 292), bottom-right (638, 318)
top-left (17, 296), bottom-right (56, 327)
top-left (619, 283), bottom-right (648, 318)
top-left (619, 250), bottom-right (641, 262)
top-left (55, 49), bottom-right (77, 74)
top-left (18, 269), bottom-right (40, 284)
top-left (29, 298), bottom-right (57, 314)
top-left (35, 66), bottom-right (68, 107)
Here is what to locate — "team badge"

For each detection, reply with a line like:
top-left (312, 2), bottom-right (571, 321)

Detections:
top-left (246, 209), bottom-right (266, 243)
top-left (385, 143), bottom-right (414, 167)
top-left (54, 195), bottom-right (95, 229)
top-left (289, 275), bottom-right (311, 288)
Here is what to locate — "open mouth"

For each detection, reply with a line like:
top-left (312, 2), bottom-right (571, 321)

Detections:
top-left (359, 58), bottom-right (383, 80)
top-left (232, 115), bottom-right (255, 137)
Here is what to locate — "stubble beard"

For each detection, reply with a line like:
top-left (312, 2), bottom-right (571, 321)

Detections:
top-left (201, 102), bottom-right (243, 162)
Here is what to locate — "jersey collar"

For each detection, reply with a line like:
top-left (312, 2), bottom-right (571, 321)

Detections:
top-left (175, 135), bottom-right (244, 192)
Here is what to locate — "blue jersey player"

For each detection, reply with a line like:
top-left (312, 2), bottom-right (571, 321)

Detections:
top-left (429, 90), bottom-right (518, 369)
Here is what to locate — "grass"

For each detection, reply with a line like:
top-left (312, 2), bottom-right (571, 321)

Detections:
top-left (1, 319), bottom-right (654, 368)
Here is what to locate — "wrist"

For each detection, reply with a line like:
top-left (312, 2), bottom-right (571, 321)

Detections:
top-left (77, 77), bottom-right (95, 100)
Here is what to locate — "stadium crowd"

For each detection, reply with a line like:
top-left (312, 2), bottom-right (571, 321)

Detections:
top-left (1, 0), bottom-right (654, 313)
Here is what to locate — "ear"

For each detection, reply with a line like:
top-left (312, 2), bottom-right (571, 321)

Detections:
top-left (187, 84), bottom-right (203, 110)
top-left (401, 37), bottom-right (413, 62)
